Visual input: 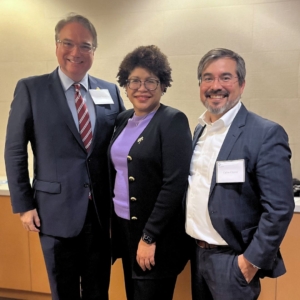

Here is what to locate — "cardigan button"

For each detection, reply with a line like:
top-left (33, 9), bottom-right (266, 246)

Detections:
top-left (129, 176), bottom-right (135, 182)
top-left (127, 155), bottom-right (132, 161)
top-left (131, 216), bottom-right (138, 220)
top-left (130, 197), bottom-right (137, 201)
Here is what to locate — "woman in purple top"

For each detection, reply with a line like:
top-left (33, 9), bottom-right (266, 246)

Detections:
top-left (108, 45), bottom-right (192, 300)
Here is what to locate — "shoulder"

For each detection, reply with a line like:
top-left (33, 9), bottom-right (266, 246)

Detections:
top-left (239, 105), bottom-right (288, 142)
top-left (115, 109), bottom-right (134, 124)
top-left (17, 72), bottom-right (51, 86)
top-left (88, 75), bottom-right (117, 88)
top-left (246, 110), bottom-right (285, 134)
top-left (156, 104), bottom-right (189, 123)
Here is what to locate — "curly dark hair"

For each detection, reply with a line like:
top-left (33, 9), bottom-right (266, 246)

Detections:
top-left (117, 45), bottom-right (172, 90)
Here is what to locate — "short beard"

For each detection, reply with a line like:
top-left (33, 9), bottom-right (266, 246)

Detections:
top-left (205, 95), bottom-right (241, 116)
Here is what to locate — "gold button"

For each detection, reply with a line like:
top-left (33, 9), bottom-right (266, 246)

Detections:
top-left (130, 197), bottom-right (137, 201)
top-left (127, 155), bottom-right (132, 161)
top-left (129, 176), bottom-right (135, 182)
top-left (131, 216), bottom-right (138, 220)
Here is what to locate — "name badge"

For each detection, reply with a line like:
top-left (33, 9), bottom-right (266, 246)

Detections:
top-left (89, 89), bottom-right (114, 104)
top-left (216, 159), bottom-right (245, 183)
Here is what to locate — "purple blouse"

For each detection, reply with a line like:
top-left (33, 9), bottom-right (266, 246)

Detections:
top-left (111, 111), bottom-right (156, 219)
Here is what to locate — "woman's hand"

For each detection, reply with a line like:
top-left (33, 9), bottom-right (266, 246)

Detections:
top-left (136, 239), bottom-right (156, 271)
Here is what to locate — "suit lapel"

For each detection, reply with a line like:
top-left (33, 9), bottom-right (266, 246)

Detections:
top-left (48, 69), bottom-right (86, 152)
top-left (209, 104), bottom-right (248, 197)
top-left (192, 124), bottom-right (205, 150)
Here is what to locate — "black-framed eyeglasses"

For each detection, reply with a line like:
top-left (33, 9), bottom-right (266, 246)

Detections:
top-left (200, 74), bottom-right (238, 86)
top-left (126, 79), bottom-right (160, 91)
top-left (57, 39), bottom-right (95, 54)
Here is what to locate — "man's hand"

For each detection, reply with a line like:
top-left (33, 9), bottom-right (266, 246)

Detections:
top-left (238, 254), bottom-right (258, 283)
top-left (136, 239), bottom-right (156, 271)
top-left (20, 209), bottom-right (40, 232)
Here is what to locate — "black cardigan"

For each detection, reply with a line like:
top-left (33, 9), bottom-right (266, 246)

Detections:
top-left (108, 104), bottom-right (193, 279)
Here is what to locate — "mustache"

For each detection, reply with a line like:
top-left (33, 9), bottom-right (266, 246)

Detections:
top-left (205, 89), bottom-right (229, 98)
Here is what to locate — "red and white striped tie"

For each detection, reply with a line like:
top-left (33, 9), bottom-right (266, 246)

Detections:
top-left (74, 84), bottom-right (93, 152)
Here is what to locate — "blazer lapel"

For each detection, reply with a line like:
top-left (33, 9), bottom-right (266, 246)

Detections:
top-left (209, 104), bottom-right (248, 197)
top-left (48, 69), bottom-right (86, 151)
top-left (192, 124), bottom-right (205, 150)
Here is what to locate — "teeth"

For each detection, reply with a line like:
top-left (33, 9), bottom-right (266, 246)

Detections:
top-left (210, 95), bottom-right (224, 99)
top-left (68, 59), bottom-right (82, 64)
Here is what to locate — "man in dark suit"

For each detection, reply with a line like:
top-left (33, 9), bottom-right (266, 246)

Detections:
top-left (4, 14), bottom-right (125, 300)
top-left (185, 48), bottom-right (294, 300)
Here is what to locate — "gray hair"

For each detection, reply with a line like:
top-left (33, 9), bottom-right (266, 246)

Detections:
top-left (197, 48), bottom-right (246, 86)
top-left (55, 13), bottom-right (97, 48)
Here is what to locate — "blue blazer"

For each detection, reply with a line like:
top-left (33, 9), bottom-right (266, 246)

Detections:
top-left (192, 104), bottom-right (294, 278)
top-left (5, 68), bottom-right (125, 238)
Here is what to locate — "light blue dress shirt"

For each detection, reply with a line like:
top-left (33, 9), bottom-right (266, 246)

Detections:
top-left (58, 67), bottom-right (96, 132)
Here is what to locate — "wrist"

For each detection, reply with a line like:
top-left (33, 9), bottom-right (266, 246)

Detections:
top-left (141, 232), bottom-right (155, 244)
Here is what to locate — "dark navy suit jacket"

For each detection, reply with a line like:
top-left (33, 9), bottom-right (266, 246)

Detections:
top-left (5, 68), bottom-right (125, 238)
top-left (192, 103), bottom-right (294, 278)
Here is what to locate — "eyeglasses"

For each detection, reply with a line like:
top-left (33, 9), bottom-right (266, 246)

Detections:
top-left (56, 40), bottom-right (95, 54)
top-left (126, 79), bottom-right (160, 91)
top-left (200, 75), bottom-right (238, 86)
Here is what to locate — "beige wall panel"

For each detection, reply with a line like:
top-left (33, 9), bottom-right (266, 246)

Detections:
top-left (0, 63), bottom-right (16, 105)
top-left (94, 11), bottom-right (165, 58)
top-left (242, 51), bottom-right (299, 75)
top-left (46, 60), bottom-right (60, 73)
top-left (253, 2), bottom-right (300, 52)
top-left (167, 55), bottom-right (202, 102)
top-left (290, 143), bottom-right (300, 179)
top-left (244, 71), bottom-right (298, 99)
top-left (0, 140), bottom-right (5, 177)
top-left (1, 0), bottom-right (44, 16)
top-left (90, 57), bottom-right (124, 85)
top-left (162, 6), bottom-right (253, 56)
top-left (0, 102), bottom-right (10, 138)
top-left (249, 98), bottom-right (300, 145)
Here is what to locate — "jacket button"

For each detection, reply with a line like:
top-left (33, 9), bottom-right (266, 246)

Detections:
top-left (84, 183), bottom-right (89, 188)
top-left (131, 216), bottom-right (138, 220)
top-left (129, 176), bottom-right (135, 182)
top-left (130, 197), bottom-right (137, 201)
top-left (127, 155), bottom-right (132, 161)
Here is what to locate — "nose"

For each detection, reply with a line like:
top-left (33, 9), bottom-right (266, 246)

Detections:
top-left (70, 45), bottom-right (81, 56)
top-left (211, 77), bottom-right (223, 89)
top-left (137, 81), bottom-right (148, 91)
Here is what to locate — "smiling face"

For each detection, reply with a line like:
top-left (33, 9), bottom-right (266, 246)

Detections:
top-left (126, 67), bottom-right (164, 116)
top-left (200, 57), bottom-right (245, 122)
top-left (56, 22), bottom-right (94, 82)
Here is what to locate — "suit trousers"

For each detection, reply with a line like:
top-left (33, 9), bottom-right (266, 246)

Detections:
top-left (191, 242), bottom-right (261, 300)
top-left (116, 216), bottom-right (177, 300)
top-left (39, 201), bottom-right (111, 300)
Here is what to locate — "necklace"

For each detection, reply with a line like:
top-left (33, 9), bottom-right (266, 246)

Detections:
top-left (132, 105), bottom-right (161, 126)
top-left (132, 113), bottom-right (149, 126)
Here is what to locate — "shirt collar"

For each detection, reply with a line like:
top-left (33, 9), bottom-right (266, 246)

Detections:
top-left (198, 101), bottom-right (242, 129)
top-left (58, 67), bottom-right (89, 92)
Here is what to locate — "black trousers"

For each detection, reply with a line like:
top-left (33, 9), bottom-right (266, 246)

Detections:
top-left (191, 242), bottom-right (261, 300)
top-left (117, 216), bottom-right (177, 300)
top-left (40, 201), bottom-right (111, 300)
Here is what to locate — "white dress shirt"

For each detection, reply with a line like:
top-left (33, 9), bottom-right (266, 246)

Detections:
top-left (186, 102), bottom-right (242, 245)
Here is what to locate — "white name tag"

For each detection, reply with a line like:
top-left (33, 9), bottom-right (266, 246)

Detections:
top-left (216, 159), bottom-right (245, 183)
top-left (89, 89), bottom-right (114, 104)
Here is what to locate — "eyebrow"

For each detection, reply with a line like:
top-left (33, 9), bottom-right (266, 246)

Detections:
top-left (128, 76), bottom-right (159, 80)
top-left (202, 72), bottom-right (234, 77)
top-left (61, 38), bottom-right (92, 46)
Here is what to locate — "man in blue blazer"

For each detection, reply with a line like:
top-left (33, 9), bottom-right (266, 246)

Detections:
top-left (185, 48), bottom-right (294, 300)
top-left (4, 14), bottom-right (124, 300)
